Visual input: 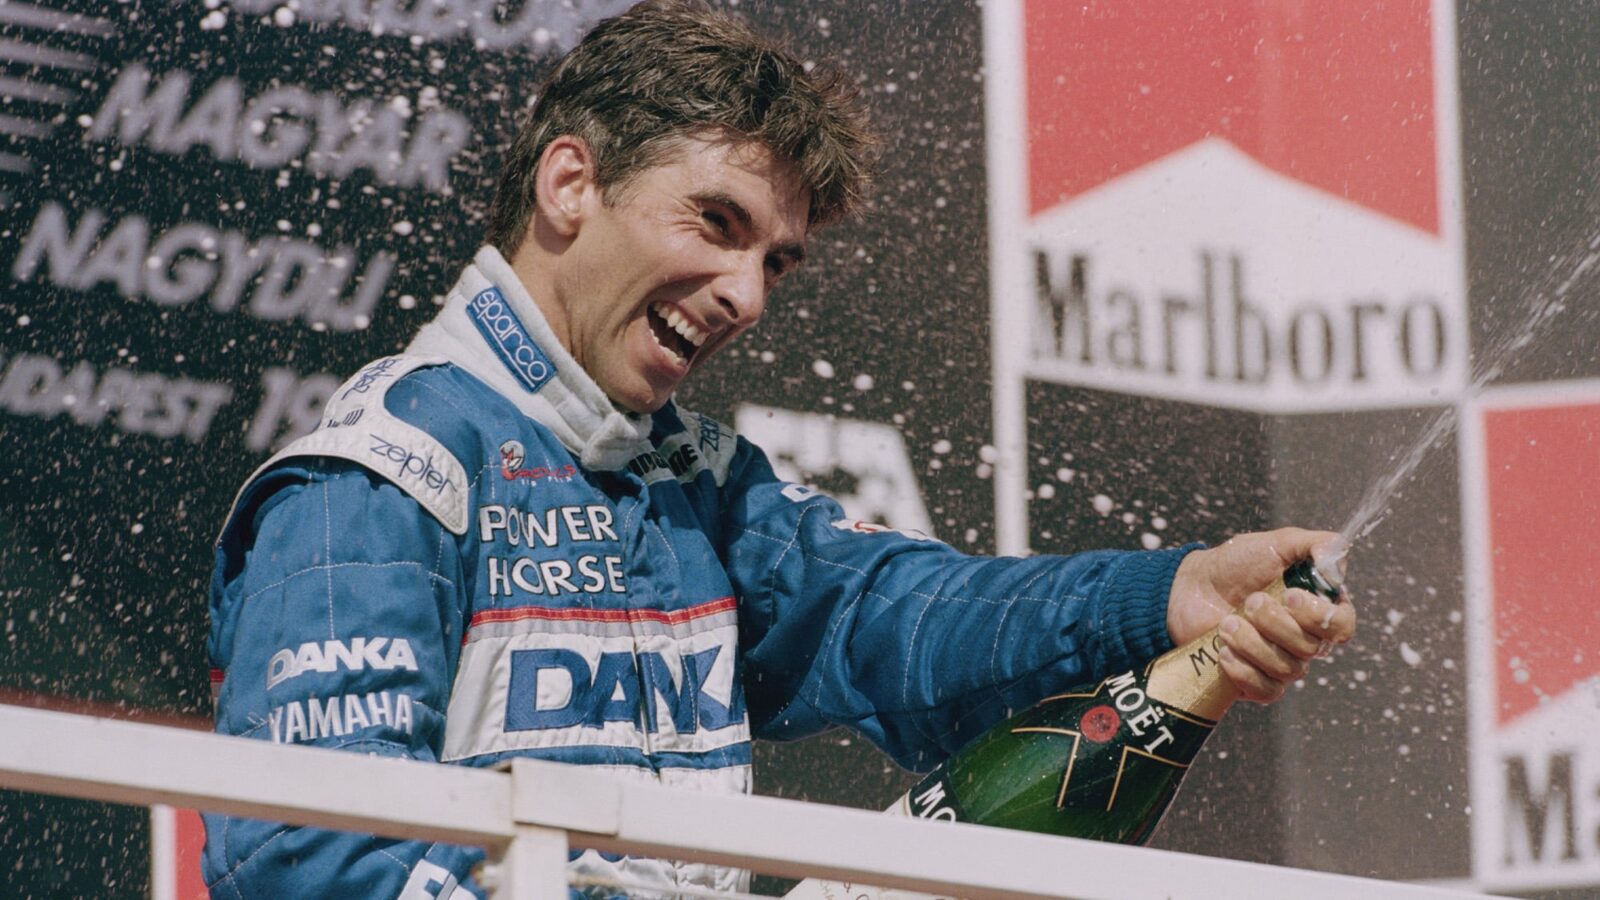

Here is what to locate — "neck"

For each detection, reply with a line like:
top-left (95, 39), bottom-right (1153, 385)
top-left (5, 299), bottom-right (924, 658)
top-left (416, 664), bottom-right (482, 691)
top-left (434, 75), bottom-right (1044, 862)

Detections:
top-left (506, 222), bottom-right (576, 361)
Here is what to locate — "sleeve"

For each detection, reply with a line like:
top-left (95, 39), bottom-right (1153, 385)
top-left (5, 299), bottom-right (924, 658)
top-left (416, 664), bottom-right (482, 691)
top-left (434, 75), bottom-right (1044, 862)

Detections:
top-left (202, 459), bottom-right (484, 900)
top-left (720, 437), bottom-right (1194, 773)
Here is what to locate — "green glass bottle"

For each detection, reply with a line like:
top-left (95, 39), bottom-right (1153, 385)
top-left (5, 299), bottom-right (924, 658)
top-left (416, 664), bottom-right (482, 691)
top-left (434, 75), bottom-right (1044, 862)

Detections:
top-left (787, 559), bottom-right (1340, 899)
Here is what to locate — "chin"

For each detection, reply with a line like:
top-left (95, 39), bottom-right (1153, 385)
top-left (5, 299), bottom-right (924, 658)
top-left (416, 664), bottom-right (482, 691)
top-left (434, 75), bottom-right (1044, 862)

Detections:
top-left (607, 385), bottom-right (671, 415)
top-left (628, 397), bottom-right (670, 415)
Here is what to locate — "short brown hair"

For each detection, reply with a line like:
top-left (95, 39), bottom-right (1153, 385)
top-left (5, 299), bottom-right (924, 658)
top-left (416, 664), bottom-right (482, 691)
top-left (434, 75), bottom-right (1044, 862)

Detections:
top-left (485, 0), bottom-right (875, 255)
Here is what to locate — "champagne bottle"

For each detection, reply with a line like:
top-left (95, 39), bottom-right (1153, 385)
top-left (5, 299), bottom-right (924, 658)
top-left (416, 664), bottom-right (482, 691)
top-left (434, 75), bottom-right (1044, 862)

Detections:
top-left (786, 559), bottom-right (1340, 900)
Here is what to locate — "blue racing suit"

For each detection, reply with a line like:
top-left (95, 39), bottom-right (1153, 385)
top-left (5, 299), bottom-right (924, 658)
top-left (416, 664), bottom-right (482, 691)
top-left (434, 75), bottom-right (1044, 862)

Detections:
top-left (203, 246), bottom-right (1187, 898)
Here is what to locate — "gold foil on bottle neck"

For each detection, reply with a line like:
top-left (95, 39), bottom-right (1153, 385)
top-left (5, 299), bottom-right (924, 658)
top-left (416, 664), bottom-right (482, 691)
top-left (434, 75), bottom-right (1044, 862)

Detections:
top-left (1143, 573), bottom-right (1291, 722)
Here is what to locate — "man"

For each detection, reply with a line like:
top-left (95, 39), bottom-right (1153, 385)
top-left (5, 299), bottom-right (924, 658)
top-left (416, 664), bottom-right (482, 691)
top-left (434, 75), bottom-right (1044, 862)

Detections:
top-left (204, 2), bottom-right (1357, 897)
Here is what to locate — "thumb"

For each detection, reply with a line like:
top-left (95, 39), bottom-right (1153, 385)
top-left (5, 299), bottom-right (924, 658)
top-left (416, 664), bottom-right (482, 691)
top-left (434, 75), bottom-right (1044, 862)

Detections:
top-left (1219, 527), bottom-right (1343, 594)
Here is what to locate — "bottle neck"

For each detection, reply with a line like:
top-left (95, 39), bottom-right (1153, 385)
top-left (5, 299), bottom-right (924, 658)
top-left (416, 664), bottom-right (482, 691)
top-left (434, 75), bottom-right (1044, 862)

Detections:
top-left (1144, 625), bottom-right (1237, 722)
top-left (1145, 569), bottom-right (1301, 721)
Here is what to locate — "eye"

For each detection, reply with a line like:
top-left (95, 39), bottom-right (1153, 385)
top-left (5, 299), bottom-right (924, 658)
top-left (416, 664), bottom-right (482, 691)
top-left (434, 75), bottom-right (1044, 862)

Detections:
top-left (702, 209), bottom-right (732, 237)
top-left (765, 253), bottom-right (800, 282)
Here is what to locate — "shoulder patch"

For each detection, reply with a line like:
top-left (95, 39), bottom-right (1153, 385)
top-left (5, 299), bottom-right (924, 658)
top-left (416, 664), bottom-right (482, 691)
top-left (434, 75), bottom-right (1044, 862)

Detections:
top-left (227, 356), bottom-right (470, 535)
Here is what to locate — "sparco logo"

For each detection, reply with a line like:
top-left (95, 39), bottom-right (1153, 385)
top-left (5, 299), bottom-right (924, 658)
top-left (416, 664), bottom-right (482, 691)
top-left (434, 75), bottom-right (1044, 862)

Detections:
top-left (468, 287), bottom-right (554, 393)
top-left (370, 433), bottom-right (454, 494)
top-left (266, 637), bottom-right (419, 689)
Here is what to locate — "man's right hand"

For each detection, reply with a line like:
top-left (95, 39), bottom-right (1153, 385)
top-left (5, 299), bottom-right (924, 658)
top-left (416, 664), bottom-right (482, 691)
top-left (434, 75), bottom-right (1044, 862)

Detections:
top-left (1166, 528), bottom-right (1357, 703)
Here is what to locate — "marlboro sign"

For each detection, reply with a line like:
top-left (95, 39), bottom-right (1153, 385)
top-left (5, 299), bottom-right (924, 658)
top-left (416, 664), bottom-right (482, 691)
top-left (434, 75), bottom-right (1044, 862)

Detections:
top-left (1464, 383), bottom-right (1600, 891)
top-left (987, 0), bottom-right (1468, 414)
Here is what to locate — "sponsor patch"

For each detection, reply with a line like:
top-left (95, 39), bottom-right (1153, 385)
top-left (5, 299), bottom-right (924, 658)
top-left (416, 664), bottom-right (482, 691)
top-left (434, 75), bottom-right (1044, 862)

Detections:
top-left (468, 287), bottom-right (554, 394)
top-left (224, 355), bottom-right (470, 536)
top-left (268, 690), bottom-right (414, 744)
top-left (266, 637), bottom-right (419, 689)
top-left (498, 439), bottom-right (577, 483)
top-left (441, 597), bottom-right (748, 763)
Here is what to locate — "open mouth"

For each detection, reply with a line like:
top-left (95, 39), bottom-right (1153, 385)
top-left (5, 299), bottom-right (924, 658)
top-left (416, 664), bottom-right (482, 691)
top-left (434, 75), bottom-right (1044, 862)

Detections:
top-left (646, 302), bottom-right (707, 367)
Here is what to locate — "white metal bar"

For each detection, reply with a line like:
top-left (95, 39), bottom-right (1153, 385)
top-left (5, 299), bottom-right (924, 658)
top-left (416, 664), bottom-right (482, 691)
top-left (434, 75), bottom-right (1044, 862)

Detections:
top-left (508, 758), bottom-right (1491, 900)
top-left (149, 804), bottom-right (175, 900)
top-left (0, 705), bottom-right (512, 849)
top-left (0, 705), bottom-right (1495, 899)
top-left (983, 0), bottom-right (1032, 557)
top-left (489, 825), bottom-right (569, 900)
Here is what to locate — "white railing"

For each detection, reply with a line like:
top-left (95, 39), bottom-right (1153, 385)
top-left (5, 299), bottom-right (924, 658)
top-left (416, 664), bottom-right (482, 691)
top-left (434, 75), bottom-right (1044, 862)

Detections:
top-left (0, 704), bottom-right (1493, 899)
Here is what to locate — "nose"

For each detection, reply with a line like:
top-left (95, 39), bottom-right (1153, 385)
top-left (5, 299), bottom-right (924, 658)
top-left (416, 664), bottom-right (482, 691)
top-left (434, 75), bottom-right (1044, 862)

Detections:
top-left (712, 255), bottom-right (768, 328)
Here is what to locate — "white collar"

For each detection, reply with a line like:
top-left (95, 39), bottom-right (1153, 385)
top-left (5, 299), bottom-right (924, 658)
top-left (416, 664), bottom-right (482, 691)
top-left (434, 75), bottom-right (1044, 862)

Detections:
top-left (406, 246), bottom-right (653, 470)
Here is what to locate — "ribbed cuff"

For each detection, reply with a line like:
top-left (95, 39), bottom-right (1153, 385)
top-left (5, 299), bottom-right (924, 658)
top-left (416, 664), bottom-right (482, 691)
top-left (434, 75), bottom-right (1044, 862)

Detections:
top-left (1091, 544), bottom-right (1203, 675)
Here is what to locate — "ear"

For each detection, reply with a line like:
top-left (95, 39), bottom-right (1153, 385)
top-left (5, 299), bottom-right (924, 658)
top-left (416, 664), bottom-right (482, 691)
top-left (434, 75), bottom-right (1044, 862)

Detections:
top-left (535, 135), bottom-right (597, 239)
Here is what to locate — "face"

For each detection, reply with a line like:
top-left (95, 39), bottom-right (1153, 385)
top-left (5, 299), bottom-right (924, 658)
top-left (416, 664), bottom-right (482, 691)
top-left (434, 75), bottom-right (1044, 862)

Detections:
top-left (545, 134), bottom-right (810, 413)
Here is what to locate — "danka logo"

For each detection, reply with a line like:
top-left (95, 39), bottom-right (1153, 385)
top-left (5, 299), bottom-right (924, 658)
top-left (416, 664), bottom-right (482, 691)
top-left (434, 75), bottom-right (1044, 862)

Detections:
top-left (468, 287), bottom-right (554, 393)
top-left (504, 646), bottom-right (743, 734)
top-left (370, 433), bottom-right (454, 494)
top-left (266, 637), bottom-right (419, 689)
top-left (498, 439), bottom-right (576, 483)
top-left (341, 357), bottom-right (403, 400)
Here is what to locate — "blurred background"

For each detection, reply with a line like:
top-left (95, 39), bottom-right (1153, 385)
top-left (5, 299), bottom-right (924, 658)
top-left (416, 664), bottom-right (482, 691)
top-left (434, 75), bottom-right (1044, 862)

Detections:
top-left (1, 0), bottom-right (1597, 896)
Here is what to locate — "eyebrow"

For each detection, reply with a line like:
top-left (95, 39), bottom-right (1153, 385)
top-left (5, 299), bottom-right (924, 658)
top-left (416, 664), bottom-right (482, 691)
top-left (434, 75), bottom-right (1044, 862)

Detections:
top-left (696, 190), bottom-right (807, 267)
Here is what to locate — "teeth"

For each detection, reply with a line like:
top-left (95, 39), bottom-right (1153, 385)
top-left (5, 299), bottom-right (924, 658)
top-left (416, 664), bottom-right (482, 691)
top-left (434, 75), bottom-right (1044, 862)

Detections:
top-left (652, 303), bottom-right (707, 348)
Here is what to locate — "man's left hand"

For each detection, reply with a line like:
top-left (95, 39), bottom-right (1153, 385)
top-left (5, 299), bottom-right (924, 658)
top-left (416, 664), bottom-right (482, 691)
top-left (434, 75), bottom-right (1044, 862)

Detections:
top-left (1166, 528), bottom-right (1357, 703)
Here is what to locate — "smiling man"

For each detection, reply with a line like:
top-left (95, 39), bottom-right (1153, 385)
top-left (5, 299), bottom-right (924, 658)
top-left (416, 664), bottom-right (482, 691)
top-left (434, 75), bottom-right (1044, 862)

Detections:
top-left (507, 132), bottom-right (807, 413)
top-left (203, 2), bottom-right (1355, 898)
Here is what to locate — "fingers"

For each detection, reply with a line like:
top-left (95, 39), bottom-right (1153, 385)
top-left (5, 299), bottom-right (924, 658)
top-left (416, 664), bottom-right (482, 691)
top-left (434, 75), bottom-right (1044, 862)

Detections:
top-left (1282, 585), bottom-right (1358, 646)
top-left (1218, 603), bottom-right (1309, 701)
top-left (1218, 643), bottom-right (1288, 704)
top-left (1219, 586), bottom-right (1359, 704)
